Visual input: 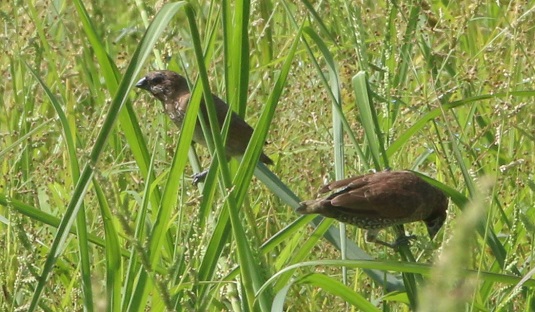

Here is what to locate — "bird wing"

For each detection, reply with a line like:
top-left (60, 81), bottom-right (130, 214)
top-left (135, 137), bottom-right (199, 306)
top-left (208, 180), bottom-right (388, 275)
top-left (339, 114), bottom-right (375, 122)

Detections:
top-left (327, 173), bottom-right (424, 219)
top-left (198, 94), bottom-right (255, 156)
top-left (319, 174), bottom-right (372, 193)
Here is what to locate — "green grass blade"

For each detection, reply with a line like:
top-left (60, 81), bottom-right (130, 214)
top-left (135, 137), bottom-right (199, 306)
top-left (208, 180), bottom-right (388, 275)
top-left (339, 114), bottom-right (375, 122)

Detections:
top-left (94, 182), bottom-right (122, 311)
top-left (387, 91), bottom-right (535, 157)
top-left (352, 71), bottom-right (388, 169)
top-left (28, 2), bottom-right (188, 310)
top-left (25, 63), bottom-right (94, 311)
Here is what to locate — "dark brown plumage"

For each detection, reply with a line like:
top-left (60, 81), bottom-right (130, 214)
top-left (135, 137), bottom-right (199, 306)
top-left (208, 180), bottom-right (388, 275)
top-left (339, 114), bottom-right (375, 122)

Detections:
top-left (297, 170), bottom-right (448, 248)
top-left (136, 70), bottom-right (273, 182)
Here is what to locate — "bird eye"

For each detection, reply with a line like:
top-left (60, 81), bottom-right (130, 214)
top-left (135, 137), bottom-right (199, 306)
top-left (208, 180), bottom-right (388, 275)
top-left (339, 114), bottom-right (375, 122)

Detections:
top-left (152, 75), bottom-right (164, 84)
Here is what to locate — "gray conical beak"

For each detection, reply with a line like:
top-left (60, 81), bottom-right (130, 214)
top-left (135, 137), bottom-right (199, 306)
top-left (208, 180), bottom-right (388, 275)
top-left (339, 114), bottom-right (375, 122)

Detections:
top-left (135, 77), bottom-right (149, 90)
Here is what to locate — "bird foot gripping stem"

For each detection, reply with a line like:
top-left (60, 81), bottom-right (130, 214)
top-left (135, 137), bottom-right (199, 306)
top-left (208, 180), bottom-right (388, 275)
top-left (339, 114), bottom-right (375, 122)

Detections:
top-left (191, 170), bottom-right (208, 185)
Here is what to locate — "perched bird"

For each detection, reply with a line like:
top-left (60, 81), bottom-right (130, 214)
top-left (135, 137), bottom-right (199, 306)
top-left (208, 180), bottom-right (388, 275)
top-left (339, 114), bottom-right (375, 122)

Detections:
top-left (297, 170), bottom-right (448, 248)
top-left (136, 70), bottom-right (273, 182)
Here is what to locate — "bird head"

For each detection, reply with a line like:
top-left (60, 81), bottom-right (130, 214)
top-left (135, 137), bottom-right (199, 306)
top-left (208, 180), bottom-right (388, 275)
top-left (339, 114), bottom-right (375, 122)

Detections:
top-left (136, 70), bottom-right (188, 102)
top-left (424, 195), bottom-right (448, 239)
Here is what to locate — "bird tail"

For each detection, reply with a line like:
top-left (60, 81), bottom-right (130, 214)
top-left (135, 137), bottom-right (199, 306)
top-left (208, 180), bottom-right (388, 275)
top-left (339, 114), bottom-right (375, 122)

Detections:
top-left (296, 200), bottom-right (322, 214)
top-left (260, 153), bottom-right (274, 165)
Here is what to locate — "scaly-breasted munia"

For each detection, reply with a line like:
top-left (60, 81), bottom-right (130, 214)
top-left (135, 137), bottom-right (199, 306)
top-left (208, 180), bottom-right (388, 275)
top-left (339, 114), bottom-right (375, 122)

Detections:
top-left (136, 70), bottom-right (273, 182)
top-left (297, 170), bottom-right (448, 248)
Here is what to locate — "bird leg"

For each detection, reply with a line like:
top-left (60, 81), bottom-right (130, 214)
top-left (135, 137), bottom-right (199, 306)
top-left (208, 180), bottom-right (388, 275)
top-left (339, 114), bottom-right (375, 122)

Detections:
top-left (365, 229), bottom-right (396, 249)
top-left (393, 234), bottom-right (417, 247)
top-left (365, 229), bottom-right (416, 249)
top-left (190, 154), bottom-right (232, 185)
top-left (392, 224), bottom-right (417, 248)
top-left (192, 170), bottom-right (208, 184)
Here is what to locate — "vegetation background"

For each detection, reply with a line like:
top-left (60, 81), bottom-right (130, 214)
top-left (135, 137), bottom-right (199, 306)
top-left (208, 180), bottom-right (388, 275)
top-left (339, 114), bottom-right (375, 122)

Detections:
top-left (1, 0), bottom-right (534, 311)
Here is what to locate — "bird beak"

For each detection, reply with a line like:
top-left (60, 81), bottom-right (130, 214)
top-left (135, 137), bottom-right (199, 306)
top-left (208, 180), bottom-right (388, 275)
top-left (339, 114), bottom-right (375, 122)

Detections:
top-left (426, 217), bottom-right (444, 240)
top-left (135, 77), bottom-right (150, 90)
top-left (427, 225), bottom-right (438, 240)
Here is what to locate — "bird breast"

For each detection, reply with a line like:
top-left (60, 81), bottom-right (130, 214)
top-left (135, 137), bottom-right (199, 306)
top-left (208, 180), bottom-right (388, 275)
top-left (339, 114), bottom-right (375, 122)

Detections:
top-left (338, 214), bottom-right (422, 230)
top-left (164, 99), bottom-right (208, 146)
top-left (164, 99), bottom-right (187, 126)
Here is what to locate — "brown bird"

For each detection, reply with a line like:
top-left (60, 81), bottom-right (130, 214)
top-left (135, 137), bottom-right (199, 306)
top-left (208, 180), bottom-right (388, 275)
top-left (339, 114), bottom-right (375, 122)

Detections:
top-left (136, 70), bottom-right (273, 182)
top-left (297, 170), bottom-right (448, 248)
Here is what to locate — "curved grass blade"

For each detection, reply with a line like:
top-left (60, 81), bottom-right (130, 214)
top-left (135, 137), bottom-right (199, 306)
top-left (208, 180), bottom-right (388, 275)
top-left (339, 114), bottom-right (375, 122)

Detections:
top-left (387, 91), bottom-right (535, 157)
top-left (25, 63), bottom-right (94, 311)
top-left (94, 182), bottom-right (122, 311)
top-left (272, 272), bottom-right (381, 312)
top-left (259, 259), bottom-right (535, 299)
top-left (352, 71), bottom-right (388, 169)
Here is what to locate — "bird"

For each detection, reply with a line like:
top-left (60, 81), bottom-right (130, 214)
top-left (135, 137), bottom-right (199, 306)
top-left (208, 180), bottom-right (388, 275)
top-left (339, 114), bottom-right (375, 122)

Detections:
top-left (135, 70), bottom-right (273, 183)
top-left (297, 170), bottom-right (448, 248)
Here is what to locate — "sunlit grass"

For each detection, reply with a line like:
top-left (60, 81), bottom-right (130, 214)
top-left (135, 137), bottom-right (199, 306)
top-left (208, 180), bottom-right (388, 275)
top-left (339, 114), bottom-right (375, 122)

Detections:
top-left (1, 0), bottom-right (534, 311)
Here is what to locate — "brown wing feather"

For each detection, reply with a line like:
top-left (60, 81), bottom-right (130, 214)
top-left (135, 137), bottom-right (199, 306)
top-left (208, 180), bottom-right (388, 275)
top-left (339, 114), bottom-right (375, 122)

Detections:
top-left (199, 94), bottom-right (273, 164)
top-left (319, 173), bottom-right (374, 193)
top-left (198, 95), bottom-right (252, 153)
top-left (326, 171), bottom-right (424, 219)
